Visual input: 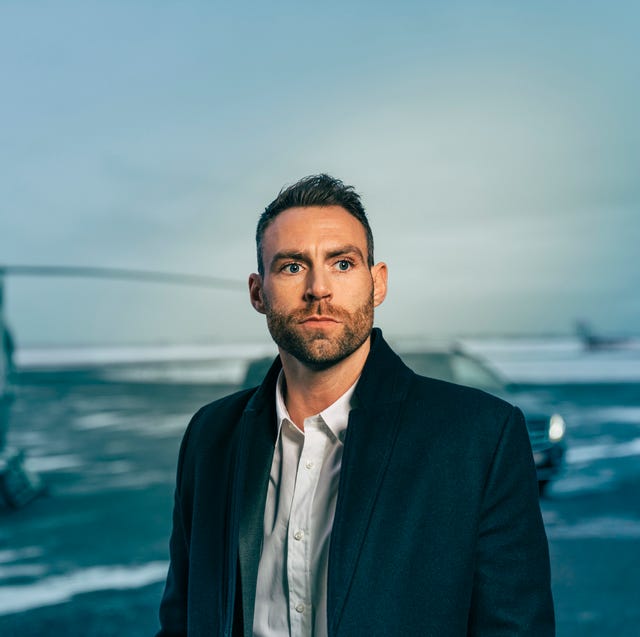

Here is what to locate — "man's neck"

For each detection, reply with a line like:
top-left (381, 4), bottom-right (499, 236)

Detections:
top-left (279, 337), bottom-right (370, 430)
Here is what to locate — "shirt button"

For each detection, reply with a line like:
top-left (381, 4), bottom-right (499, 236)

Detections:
top-left (294, 529), bottom-right (304, 541)
top-left (305, 460), bottom-right (314, 470)
top-left (295, 602), bottom-right (305, 613)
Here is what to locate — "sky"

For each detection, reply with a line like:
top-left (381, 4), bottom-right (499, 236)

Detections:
top-left (1, 1), bottom-right (639, 346)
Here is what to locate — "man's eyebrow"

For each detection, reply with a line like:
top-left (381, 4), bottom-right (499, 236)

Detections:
top-left (270, 250), bottom-right (308, 265)
top-left (325, 245), bottom-right (366, 261)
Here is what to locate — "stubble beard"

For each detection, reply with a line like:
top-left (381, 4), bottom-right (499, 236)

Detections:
top-left (264, 292), bottom-right (375, 371)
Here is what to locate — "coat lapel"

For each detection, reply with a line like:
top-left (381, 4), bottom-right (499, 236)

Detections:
top-left (237, 358), bottom-right (280, 637)
top-left (327, 329), bottom-right (414, 633)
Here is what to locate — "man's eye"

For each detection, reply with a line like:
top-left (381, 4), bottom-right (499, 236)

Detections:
top-left (284, 263), bottom-right (301, 274)
top-left (336, 260), bottom-right (352, 271)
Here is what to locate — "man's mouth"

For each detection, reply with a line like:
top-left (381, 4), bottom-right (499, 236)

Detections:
top-left (299, 315), bottom-right (339, 324)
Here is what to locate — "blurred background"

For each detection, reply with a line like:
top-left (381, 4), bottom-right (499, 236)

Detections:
top-left (1, 1), bottom-right (639, 635)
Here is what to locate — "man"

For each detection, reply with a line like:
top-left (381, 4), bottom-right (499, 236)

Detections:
top-left (157, 174), bottom-right (555, 636)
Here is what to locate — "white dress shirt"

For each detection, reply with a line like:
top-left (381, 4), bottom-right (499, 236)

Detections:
top-left (252, 371), bottom-right (357, 637)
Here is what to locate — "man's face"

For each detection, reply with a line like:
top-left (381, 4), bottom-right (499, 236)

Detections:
top-left (249, 205), bottom-right (387, 370)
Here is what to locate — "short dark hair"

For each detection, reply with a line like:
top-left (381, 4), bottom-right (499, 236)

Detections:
top-left (256, 174), bottom-right (374, 275)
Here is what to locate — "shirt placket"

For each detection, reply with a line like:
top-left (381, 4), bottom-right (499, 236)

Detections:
top-left (287, 416), bottom-right (327, 637)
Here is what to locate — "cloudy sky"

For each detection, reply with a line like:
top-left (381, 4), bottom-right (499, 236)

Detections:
top-left (1, 1), bottom-right (638, 346)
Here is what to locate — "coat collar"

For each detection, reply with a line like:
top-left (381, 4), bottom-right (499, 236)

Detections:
top-left (353, 327), bottom-right (414, 407)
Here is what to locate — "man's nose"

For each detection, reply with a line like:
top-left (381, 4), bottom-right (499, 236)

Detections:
top-left (303, 268), bottom-right (332, 302)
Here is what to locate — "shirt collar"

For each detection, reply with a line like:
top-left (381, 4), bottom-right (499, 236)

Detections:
top-left (275, 369), bottom-right (358, 444)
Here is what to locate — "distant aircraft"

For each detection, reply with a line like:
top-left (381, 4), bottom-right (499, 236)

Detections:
top-left (575, 320), bottom-right (635, 350)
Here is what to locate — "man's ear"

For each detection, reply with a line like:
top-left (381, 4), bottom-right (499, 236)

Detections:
top-left (371, 262), bottom-right (388, 308)
top-left (248, 273), bottom-right (266, 314)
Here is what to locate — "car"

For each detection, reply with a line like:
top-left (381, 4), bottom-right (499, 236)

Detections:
top-left (398, 346), bottom-right (566, 496)
top-left (242, 346), bottom-right (566, 496)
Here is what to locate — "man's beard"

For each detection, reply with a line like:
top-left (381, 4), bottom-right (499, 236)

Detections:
top-left (264, 293), bottom-right (374, 371)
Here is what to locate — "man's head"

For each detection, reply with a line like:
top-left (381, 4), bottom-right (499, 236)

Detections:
top-left (255, 174), bottom-right (374, 277)
top-left (249, 175), bottom-right (387, 371)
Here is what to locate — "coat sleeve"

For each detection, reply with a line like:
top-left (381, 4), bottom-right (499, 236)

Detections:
top-left (155, 410), bottom-right (200, 637)
top-left (467, 406), bottom-right (555, 636)
top-left (155, 489), bottom-right (189, 636)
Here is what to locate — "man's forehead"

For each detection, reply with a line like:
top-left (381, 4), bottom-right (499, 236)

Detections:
top-left (263, 205), bottom-right (367, 245)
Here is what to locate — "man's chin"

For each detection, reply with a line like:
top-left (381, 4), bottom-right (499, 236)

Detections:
top-left (293, 351), bottom-right (351, 372)
top-left (281, 332), bottom-right (370, 371)
top-left (291, 341), bottom-right (345, 370)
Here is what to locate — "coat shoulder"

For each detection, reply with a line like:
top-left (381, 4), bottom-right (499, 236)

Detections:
top-left (409, 371), bottom-right (513, 412)
top-left (403, 370), bottom-right (519, 442)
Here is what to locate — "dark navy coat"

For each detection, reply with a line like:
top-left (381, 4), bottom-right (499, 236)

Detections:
top-left (157, 329), bottom-right (554, 636)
